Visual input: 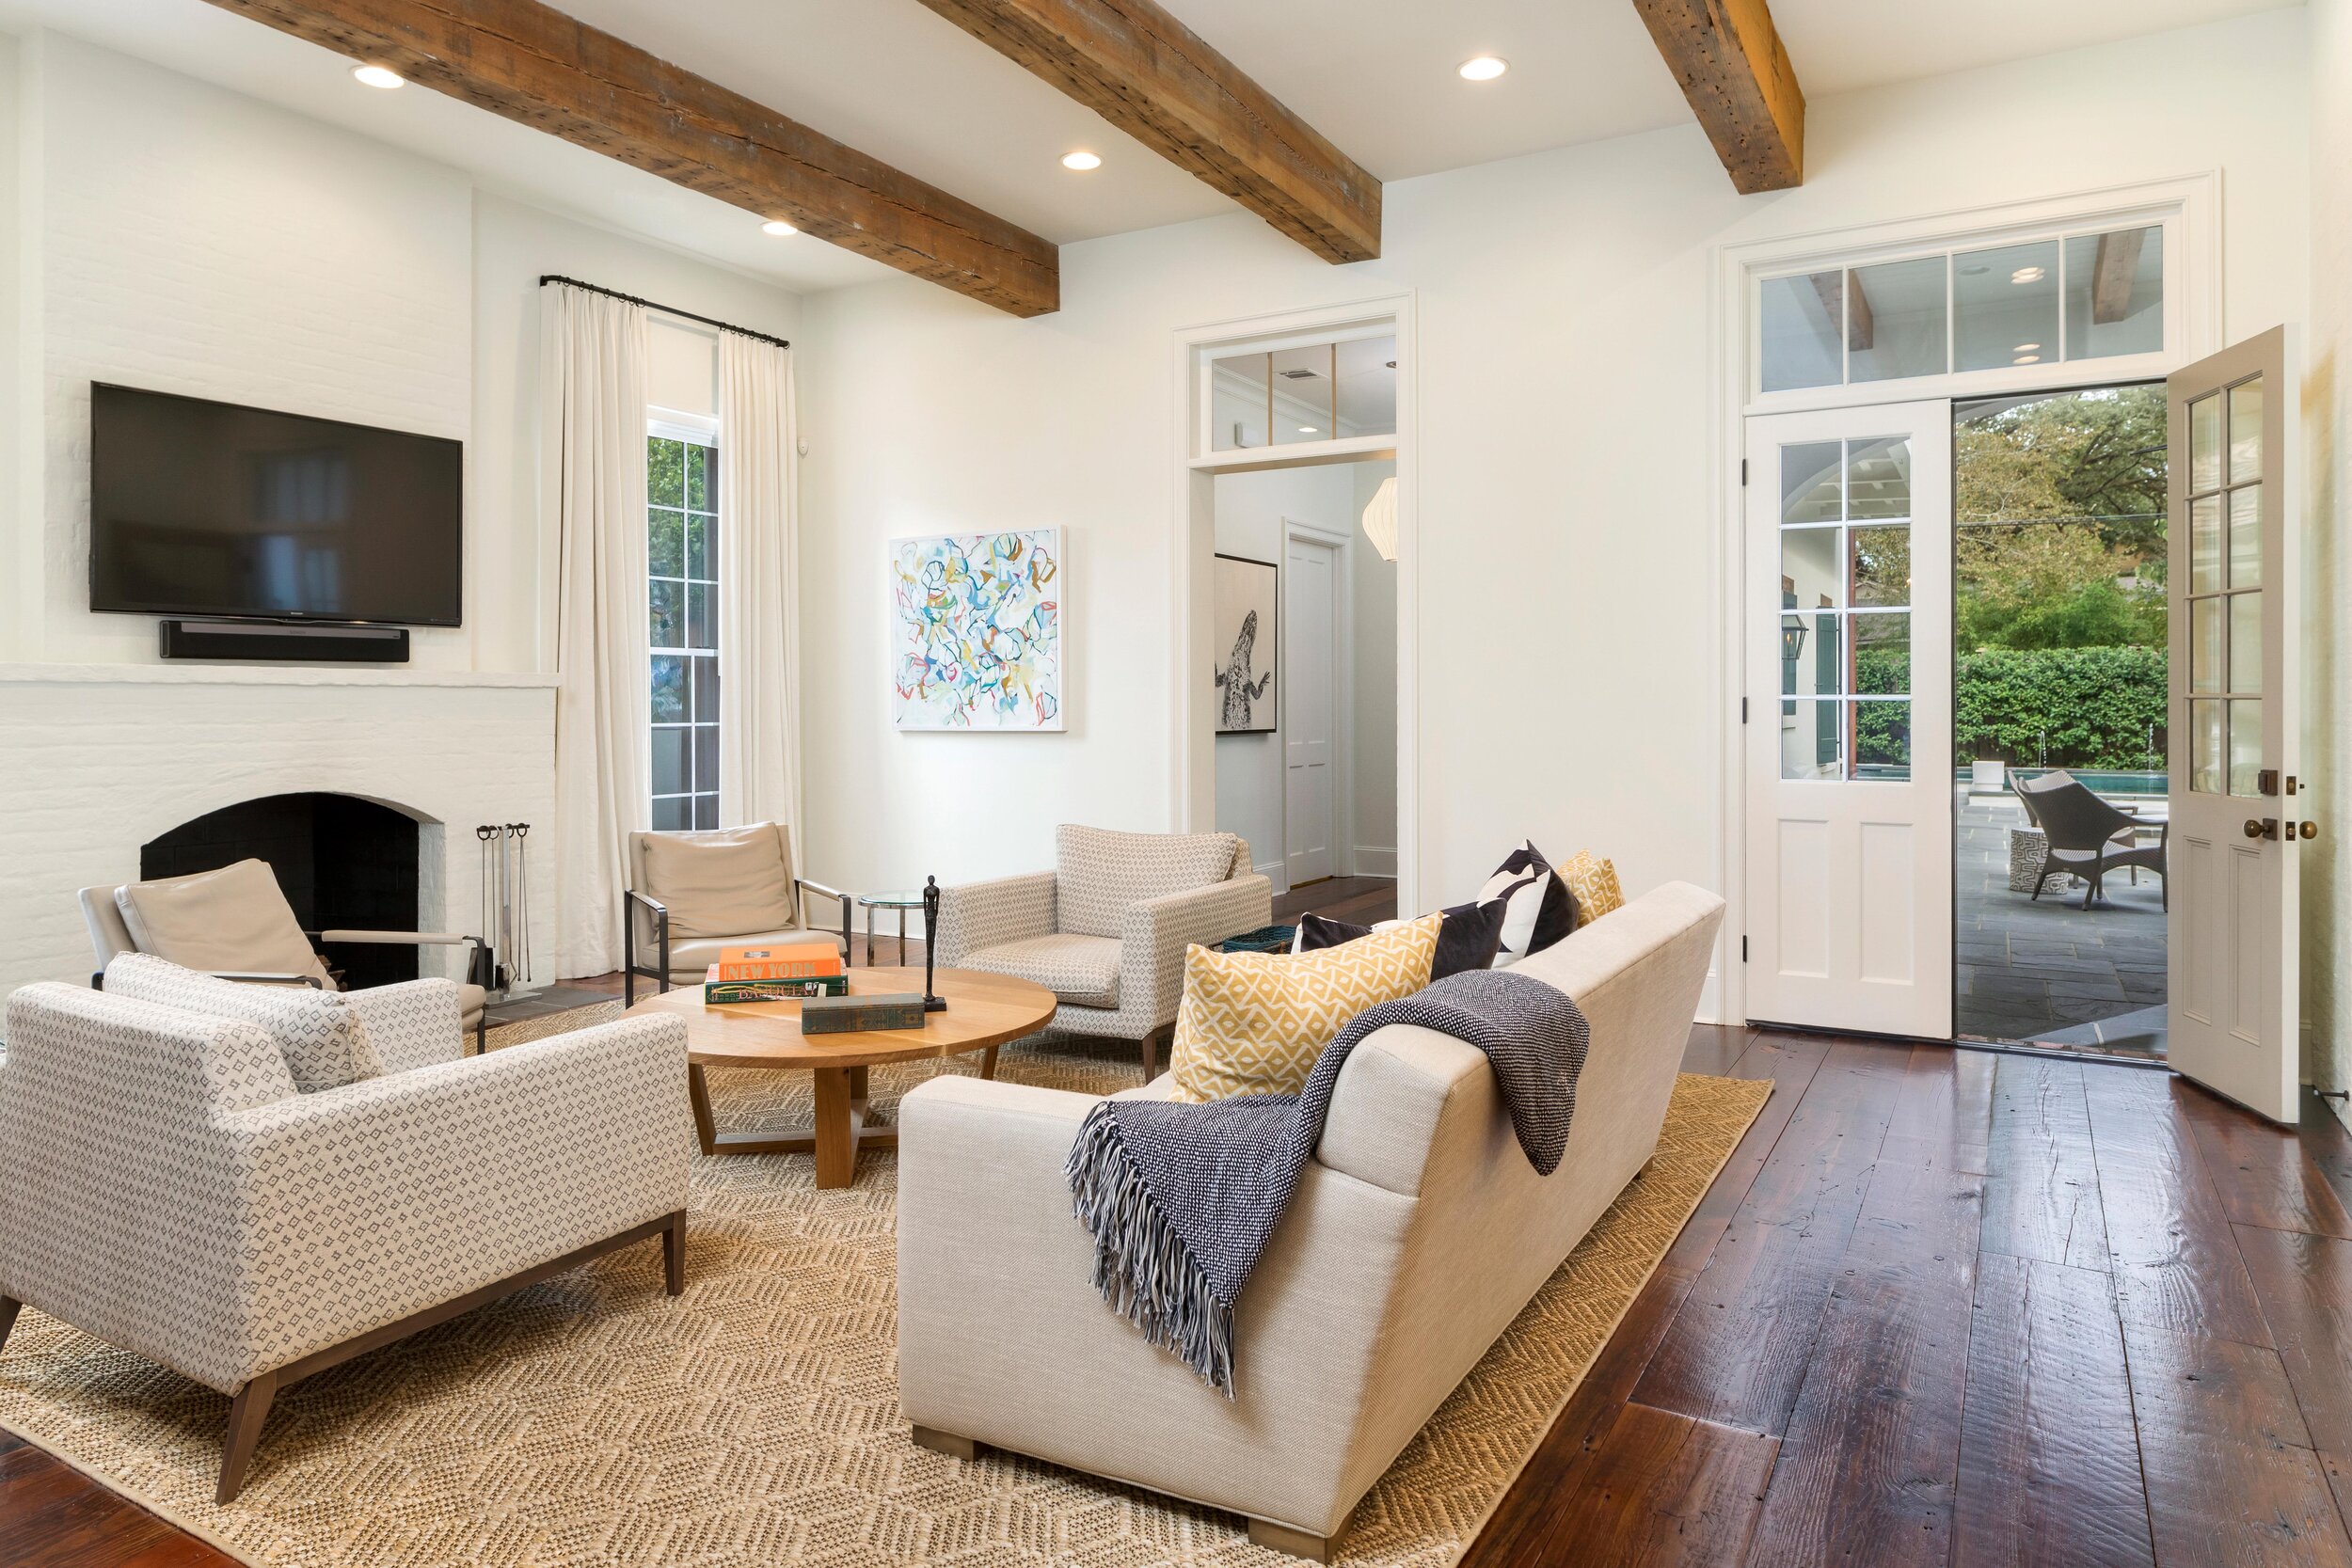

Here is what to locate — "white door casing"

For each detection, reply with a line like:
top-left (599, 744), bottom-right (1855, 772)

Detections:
top-left (2167, 325), bottom-right (2302, 1123)
top-left (1744, 401), bottom-right (1954, 1039)
top-left (1285, 533), bottom-right (1337, 885)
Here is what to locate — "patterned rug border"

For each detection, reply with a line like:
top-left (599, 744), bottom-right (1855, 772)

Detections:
top-left (0, 1039), bottom-right (1772, 1568)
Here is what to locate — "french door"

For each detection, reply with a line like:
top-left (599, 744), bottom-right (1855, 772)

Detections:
top-left (2167, 326), bottom-right (2304, 1122)
top-left (1744, 402), bottom-right (1954, 1038)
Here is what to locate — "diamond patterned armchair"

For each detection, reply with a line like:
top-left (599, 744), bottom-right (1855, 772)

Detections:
top-left (0, 957), bottom-right (692, 1503)
top-left (930, 827), bottom-right (1272, 1078)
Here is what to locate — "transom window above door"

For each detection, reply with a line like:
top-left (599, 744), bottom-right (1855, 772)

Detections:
top-left (1208, 334), bottom-right (1395, 452)
top-left (1760, 224), bottom-right (2164, 395)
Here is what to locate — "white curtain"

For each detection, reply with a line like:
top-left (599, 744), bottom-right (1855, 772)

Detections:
top-left (716, 330), bottom-right (803, 836)
top-left (544, 282), bottom-right (652, 977)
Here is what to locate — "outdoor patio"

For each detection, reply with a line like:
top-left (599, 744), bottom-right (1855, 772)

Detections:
top-left (1955, 784), bottom-right (2168, 1059)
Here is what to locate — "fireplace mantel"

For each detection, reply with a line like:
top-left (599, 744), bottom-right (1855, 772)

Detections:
top-left (0, 663), bottom-right (561, 689)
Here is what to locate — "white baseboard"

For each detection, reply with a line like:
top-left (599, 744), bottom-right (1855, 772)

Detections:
top-left (1254, 859), bottom-right (1290, 895)
top-left (1351, 846), bottom-right (1398, 878)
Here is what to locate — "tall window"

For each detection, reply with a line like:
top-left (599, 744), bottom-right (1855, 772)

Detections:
top-left (649, 429), bottom-right (719, 830)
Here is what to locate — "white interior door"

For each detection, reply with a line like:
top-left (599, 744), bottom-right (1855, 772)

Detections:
top-left (2168, 326), bottom-right (2303, 1122)
top-left (1285, 535), bottom-right (1336, 885)
top-left (1744, 402), bottom-right (1954, 1038)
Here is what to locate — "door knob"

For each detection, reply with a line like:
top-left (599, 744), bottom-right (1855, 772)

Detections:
top-left (2302, 820), bottom-right (2320, 840)
top-left (2246, 818), bottom-right (2279, 840)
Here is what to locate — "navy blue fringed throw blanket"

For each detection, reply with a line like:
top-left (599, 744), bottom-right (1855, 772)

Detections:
top-left (1062, 967), bottom-right (1590, 1396)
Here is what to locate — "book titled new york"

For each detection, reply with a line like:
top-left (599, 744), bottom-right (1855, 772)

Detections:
top-left (703, 970), bottom-right (851, 1004)
top-left (714, 941), bottom-right (843, 981)
top-left (799, 993), bottom-right (928, 1034)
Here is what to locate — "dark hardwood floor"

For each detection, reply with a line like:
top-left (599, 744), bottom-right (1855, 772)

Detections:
top-left (12, 872), bottom-right (2352, 1568)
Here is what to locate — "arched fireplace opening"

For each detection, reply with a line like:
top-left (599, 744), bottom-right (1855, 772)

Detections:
top-left (141, 794), bottom-right (422, 990)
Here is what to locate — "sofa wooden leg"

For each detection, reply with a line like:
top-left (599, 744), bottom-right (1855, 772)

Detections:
top-left (662, 1210), bottom-right (688, 1296)
top-left (1248, 1518), bottom-right (1334, 1562)
top-left (0, 1295), bottom-right (21, 1355)
top-left (217, 1369), bottom-right (279, 1504)
top-left (1139, 1022), bottom-right (1172, 1083)
top-left (911, 1425), bottom-right (977, 1462)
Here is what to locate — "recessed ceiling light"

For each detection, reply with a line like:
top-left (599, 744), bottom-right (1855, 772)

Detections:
top-left (2014, 341), bottom-right (2042, 353)
top-left (761, 219), bottom-right (797, 236)
top-left (2010, 265), bottom-right (2045, 284)
top-left (1061, 150), bottom-right (1102, 171)
top-left (1458, 55), bottom-right (1508, 82)
top-left (2015, 354), bottom-right (2043, 364)
top-left (1298, 426), bottom-right (1319, 434)
top-left (351, 64), bottom-right (405, 89)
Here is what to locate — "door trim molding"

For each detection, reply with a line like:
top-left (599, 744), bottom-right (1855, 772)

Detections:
top-left (1709, 172), bottom-right (2222, 1026)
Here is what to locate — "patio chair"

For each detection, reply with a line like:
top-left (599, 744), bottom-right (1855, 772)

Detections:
top-left (2014, 771), bottom-right (2167, 911)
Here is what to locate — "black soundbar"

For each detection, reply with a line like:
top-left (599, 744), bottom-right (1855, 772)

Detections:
top-left (158, 620), bottom-right (411, 664)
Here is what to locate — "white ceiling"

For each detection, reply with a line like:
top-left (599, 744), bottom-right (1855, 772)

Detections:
top-left (0, 0), bottom-right (2304, 297)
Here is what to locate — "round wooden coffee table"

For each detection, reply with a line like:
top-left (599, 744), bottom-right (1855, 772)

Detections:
top-left (627, 966), bottom-right (1056, 1189)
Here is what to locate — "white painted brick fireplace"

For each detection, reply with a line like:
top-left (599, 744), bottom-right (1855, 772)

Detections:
top-left (0, 665), bottom-right (557, 999)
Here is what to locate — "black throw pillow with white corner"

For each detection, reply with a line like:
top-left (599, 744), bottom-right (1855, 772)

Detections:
top-left (1295, 897), bottom-right (1508, 980)
top-left (1478, 839), bottom-right (1578, 964)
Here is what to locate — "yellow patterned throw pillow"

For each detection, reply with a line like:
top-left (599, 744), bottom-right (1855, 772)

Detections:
top-left (1168, 914), bottom-right (1441, 1102)
top-left (1559, 850), bottom-right (1625, 928)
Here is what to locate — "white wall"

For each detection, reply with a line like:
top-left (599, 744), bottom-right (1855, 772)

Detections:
top-left (797, 11), bottom-right (2312, 956)
top-left (2306, 0), bottom-right (2351, 1109)
top-left (1350, 459), bottom-right (1399, 874)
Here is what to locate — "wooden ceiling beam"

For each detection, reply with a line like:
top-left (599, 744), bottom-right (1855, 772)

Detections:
top-left (908, 0), bottom-right (1381, 264)
top-left (1629, 0), bottom-right (1804, 194)
top-left (2091, 228), bottom-right (2147, 325)
top-left (200, 0), bottom-right (1060, 316)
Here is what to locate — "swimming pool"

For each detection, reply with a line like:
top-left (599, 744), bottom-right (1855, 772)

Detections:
top-left (1961, 767), bottom-right (2169, 797)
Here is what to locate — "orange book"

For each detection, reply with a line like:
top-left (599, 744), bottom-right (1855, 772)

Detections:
top-left (714, 940), bottom-right (843, 980)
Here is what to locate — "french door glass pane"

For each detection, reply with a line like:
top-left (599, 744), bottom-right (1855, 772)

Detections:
top-left (2191, 598), bottom-right (2222, 694)
top-left (1853, 700), bottom-right (1911, 778)
top-left (1759, 272), bottom-right (1844, 392)
top-left (2229, 701), bottom-right (2263, 798)
top-left (2230, 593), bottom-right (2262, 695)
top-left (1781, 699), bottom-right (1843, 779)
top-left (1782, 609), bottom-right (1840, 697)
top-left (2229, 485), bottom-right (2262, 589)
top-left (2191, 700), bottom-right (2223, 794)
top-left (2061, 227), bottom-right (2164, 360)
top-left (1850, 527), bottom-right (1911, 607)
top-left (2189, 395), bottom-right (2221, 492)
top-left (1781, 526), bottom-right (1840, 608)
top-left (1781, 444), bottom-right (1843, 524)
top-left (1846, 437), bottom-right (1912, 519)
top-left (2228, 377), bottom-right (2265, 483)
top-left (1953, 240), bottom-right (2059, 372)
top-left (1851, 614), bottom-right (1911, 694)
top-left (2190, 495), bottom-right (2222, 594)
top-left (1848, 258), bottom-right (1948, 383)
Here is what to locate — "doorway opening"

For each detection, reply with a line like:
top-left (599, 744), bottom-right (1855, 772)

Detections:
top-left (1952, 384), bottom-right (2169, 1060)
top-left (1209, 458), bottom-right (1400, 911)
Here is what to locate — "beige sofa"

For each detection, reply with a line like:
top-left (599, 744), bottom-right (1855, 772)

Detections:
top-left (897, 880), bottom-right (1724, 1560)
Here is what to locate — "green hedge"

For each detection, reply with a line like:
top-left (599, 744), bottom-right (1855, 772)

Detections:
top-left (1957, 644), bottom-right (2166, 769)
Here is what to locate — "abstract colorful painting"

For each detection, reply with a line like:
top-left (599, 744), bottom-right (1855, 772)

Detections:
top-left (891, 529), bottom-right (1065, 731)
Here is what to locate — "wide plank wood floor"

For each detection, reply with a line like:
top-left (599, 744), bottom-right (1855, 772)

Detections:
top-left (9, 917), bottom-right (2352, 1565)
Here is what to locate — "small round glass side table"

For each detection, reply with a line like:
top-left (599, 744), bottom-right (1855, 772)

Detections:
top-left (857, 890), bottom-right (928, 966)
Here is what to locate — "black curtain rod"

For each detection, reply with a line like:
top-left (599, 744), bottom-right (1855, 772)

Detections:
top-left (538, 275), bottom-right (790, 351)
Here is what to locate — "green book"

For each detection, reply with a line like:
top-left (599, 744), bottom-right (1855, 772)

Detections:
top-left (705, 974), bottom-right (851, 1004)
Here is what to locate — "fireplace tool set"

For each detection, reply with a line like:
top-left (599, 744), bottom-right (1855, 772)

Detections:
top-left (475, 823), bottom-right (532, 995)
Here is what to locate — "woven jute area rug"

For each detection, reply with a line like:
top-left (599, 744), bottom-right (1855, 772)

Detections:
top-left (0, 1004), bottom-right (1770, 1568)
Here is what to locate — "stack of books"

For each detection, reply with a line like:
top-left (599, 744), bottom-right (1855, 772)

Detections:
top-left (703, 938), bottom-right (849, 1004)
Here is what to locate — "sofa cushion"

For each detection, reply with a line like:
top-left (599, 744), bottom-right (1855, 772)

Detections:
top-left (663, 927), bottom-right (847, 980)
top-left (1054, 826), bottom-right (1235, 940)
top-left (1558, 850), bottom-right (1626, 928)
top-left (641, 825), bottom-right (795, 940)
top-left (1168, 914), bottom-right (1439, 1102)
top-left (1294, 898), bottom-right (1507, 980)
top-left (102, 951), bottom-right (379, 1093)
top-left (1477, 840), bottom-right (1577, 965)
top-left (114, 858), bottom-right (330, 988)
top-left (964, 933), bottom-right (1121, 1008)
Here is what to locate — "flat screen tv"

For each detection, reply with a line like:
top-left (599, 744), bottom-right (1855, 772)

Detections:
top-left (89, 383), bottom-right (463, 626)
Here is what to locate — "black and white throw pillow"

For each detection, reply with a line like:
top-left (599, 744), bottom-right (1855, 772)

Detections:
top-left (1294, 898), bottom-right (1507, 980)
top-left (1478, 839), bottom-right (1578, 964)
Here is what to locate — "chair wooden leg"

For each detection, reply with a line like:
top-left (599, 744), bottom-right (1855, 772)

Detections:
top-left (662, 1209), bottom-right (687, 1296)
top-left (1139, 1023), bottom-right (1171, 1083)
top-left (1248, 1518), bottom-right (1335, 1562)
top-left (217, 1369), bottom-right (280, 1505)
top-left (0, 1295), bottom-right (21, 1356)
